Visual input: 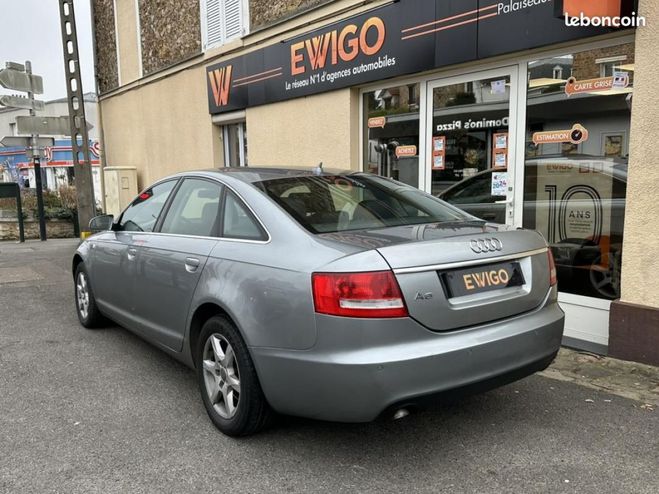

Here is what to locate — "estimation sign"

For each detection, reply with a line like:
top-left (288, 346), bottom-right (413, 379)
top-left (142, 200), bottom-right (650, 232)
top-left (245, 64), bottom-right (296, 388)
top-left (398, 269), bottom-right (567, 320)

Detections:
top-left (206, 0), bottom-right (633, 114)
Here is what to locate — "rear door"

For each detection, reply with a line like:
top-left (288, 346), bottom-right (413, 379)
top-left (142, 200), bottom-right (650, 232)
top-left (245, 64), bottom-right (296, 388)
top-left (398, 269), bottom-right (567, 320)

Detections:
top-left (132, 177), bottom-right (223, 351)
top-left (91, 179), bottom-right (178, 326)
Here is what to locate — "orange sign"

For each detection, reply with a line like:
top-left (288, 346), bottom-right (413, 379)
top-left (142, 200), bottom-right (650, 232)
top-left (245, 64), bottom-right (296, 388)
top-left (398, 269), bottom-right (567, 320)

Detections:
top-left (532, 124), bottom-right (589, 146)
top-left (208, 65), bottom-right (233, 107)
top-left (395, 145), bottom-right (417, 158)
top-left (563, 0), bottom-right (621, 18)
top-left (368, 116), bottom-right (386, 129)
top-left (564, 76), bottom-right (627, 97)
top-left (291, 16), bottom-right (386, 76)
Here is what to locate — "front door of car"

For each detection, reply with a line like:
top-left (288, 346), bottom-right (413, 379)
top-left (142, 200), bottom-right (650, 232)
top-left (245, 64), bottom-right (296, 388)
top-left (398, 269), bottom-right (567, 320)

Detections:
top-left (91, 180), bottom-right (178, 326)
top-left (132, 178), bottom-right (223, 351)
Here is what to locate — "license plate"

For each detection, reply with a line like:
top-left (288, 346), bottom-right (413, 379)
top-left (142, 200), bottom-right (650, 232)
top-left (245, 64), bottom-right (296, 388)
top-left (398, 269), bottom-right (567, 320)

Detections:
top-left (443, 261), bottom-right (525, 298)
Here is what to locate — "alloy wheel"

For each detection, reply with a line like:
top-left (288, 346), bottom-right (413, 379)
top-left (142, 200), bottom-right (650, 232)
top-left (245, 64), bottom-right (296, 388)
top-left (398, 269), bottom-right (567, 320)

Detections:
top-left (76, 271), bottom-right (90, 319)
top-left (202, 334), bottom-right (241, 419)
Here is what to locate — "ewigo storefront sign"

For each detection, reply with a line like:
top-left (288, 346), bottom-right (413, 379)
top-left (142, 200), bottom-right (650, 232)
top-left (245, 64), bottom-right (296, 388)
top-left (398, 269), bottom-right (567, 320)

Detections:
top-left (206, 0), bottom-right (633, 114)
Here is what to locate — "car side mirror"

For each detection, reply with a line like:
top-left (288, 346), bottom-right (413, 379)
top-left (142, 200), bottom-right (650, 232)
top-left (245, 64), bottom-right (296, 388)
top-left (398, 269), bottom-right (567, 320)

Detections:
top-left (89, 214), bottom-right (114, 232)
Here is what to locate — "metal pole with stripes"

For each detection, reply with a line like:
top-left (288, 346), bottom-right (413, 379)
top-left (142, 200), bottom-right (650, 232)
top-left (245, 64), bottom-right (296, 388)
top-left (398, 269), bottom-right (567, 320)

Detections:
top-left (58, 0), bottom-right (96, 235)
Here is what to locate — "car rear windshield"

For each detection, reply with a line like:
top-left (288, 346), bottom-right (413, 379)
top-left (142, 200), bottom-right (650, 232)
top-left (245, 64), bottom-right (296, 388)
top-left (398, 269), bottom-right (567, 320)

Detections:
top-left (254, 174), bottom-right (469, 233)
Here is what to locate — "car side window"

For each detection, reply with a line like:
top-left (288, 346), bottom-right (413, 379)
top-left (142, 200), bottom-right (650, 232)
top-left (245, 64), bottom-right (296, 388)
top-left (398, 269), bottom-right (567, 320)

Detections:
top-left (159, 178), bottom-right (223, 237)
top-left (222, 191), bottom-right (266, 241)
top-left (118, 180), bottom-right (177, 232)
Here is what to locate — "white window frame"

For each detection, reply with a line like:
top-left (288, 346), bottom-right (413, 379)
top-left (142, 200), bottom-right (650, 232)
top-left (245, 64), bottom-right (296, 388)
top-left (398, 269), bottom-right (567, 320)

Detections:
top-left (200, 0), bottom-right (250, 51)
top-left (222, 121), bottom-right (248, 167)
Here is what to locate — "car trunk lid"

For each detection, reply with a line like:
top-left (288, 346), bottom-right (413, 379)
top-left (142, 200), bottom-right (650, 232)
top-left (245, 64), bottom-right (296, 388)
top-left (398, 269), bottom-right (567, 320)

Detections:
top-left (372, 226), bottom-right (550, 331)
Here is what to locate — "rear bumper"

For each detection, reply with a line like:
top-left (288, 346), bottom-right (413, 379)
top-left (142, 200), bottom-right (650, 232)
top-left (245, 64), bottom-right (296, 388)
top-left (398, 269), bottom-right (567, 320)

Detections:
top-left (251, 297), bottom-right (564, 422)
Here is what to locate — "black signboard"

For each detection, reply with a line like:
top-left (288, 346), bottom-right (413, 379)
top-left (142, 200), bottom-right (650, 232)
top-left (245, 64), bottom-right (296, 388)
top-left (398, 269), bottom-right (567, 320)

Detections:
top-left (206, 0), bottom-right (630, 114)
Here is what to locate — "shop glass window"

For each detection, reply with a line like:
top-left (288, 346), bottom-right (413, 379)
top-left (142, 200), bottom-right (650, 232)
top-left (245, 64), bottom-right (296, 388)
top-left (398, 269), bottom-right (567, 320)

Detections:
top-left (160, 179), bottom-right (223, 237)
top-left (363, 84), bottom-right (420, 188)
top-left (430, 75), bottom-right (511, 197)
top-left (523, 42), bottom-right (633, 300)
top-left (119, 180), bottom-right (177, 232)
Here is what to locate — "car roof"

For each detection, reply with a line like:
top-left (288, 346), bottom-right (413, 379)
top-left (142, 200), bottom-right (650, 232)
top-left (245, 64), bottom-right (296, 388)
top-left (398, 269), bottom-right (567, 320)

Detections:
top-left (182, 166), bottom-right (356, 184)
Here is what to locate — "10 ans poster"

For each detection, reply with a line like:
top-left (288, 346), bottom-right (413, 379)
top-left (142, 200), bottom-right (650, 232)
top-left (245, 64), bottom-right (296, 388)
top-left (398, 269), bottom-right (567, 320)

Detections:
top-left (526, 159), bottom-right (626, 251)
top-left (207, 0), bottom-right (628, 114)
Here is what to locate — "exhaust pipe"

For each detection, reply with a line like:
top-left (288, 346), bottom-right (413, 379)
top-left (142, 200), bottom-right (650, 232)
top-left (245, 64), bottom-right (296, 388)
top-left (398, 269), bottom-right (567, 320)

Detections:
top-left (393, 408), bottom-right (410, 420)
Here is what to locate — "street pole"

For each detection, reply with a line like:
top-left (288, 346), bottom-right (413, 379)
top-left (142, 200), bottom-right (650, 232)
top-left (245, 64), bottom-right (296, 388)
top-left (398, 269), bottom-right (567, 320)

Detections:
top-left (58, 0), bottom-right (96, 234)
top-left (25, 61), bottom-right (47, 241)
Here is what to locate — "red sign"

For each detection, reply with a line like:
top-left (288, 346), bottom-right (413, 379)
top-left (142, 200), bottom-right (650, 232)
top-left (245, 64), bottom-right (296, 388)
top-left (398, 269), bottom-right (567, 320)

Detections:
top-left (368, 116), bottom-right (386, 129)
top-left (395, 145), bottom-right (417, 158)
top-left (564, 76), bottom-right (626, 96)
top-left (563, 0), bottom-right (622, 18)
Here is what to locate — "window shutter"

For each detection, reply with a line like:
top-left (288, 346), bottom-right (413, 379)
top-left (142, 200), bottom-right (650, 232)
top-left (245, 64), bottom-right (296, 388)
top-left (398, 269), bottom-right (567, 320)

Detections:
top-left (224, 0), bottom-right (243, 40)
top-left (205, 0), bottom-right (223, 47)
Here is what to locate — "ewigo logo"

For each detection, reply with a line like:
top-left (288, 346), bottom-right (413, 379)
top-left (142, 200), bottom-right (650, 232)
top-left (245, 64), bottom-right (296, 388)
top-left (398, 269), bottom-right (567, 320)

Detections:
top-left (290, 17), bottom-right (386, 76)
top-left (208, 65), bottom-right (233, 107)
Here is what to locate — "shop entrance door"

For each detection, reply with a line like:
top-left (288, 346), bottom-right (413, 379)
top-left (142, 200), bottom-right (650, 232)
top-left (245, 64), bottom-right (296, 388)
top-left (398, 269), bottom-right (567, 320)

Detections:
top-left (425, 67), bottom-right (521, 228)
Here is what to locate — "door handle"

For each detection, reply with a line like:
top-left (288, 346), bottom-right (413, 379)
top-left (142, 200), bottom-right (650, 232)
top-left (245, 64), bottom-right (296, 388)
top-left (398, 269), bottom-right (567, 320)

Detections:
top-left (185, 257), bottom-right (201, 273)
top-left (127, 247), bottom-right (138, 260)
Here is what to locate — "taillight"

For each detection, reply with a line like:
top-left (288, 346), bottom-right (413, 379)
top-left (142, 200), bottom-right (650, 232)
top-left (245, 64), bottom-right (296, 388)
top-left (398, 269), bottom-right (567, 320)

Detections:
top-left (312, 271), bottom-right (409, 318)
top-left (547, 249), bottom-right (557, 286)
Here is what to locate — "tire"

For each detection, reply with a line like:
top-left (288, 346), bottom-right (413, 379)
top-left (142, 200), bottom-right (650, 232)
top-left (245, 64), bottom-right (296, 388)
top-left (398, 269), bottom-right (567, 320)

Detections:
top-left (74, 263), bottom-right (105, 328)
top-left (196, 316), bottom-right (272, 437)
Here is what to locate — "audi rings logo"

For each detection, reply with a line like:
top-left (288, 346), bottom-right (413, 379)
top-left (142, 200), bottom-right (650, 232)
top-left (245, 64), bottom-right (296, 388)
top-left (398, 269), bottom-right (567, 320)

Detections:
top-left (470, 238), bottom-right (503, 254)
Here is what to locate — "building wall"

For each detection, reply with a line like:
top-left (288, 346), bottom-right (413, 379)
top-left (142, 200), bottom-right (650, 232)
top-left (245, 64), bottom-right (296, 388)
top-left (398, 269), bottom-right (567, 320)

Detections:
top-left (250, 0), bottom-right (333, 29)
top-left (139, 0), bottom-right (201, 76)
top-left (92, 0), bottom-right (119, 93)
top-left (115, 0), bottom-right (142, 83)
top-left (246, 88), bottom-right (359, 168)
top-left (100, 65), bottom-right (221, 187)
top-left (620, 0), bottom-right (659, 310)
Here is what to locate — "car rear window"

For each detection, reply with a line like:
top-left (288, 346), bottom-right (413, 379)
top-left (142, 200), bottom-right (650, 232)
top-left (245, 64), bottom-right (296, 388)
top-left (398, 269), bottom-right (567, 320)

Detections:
top-left (254, 174), bottom-right (468, 233)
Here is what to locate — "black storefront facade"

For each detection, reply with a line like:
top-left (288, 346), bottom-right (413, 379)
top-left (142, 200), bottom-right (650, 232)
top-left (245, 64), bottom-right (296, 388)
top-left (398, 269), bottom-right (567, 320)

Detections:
top-left (205, 0), bottom-right (642, 356)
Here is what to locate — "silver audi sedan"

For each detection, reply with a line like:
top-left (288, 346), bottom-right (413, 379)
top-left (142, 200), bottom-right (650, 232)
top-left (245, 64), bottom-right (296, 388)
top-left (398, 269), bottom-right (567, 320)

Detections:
top-left (73, 168), bottom-right (564, 436)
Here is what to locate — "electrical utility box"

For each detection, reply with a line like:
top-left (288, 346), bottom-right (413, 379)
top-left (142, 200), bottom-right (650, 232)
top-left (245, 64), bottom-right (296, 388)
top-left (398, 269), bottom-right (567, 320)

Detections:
top-left (103, 166), bottom-right (138, 217)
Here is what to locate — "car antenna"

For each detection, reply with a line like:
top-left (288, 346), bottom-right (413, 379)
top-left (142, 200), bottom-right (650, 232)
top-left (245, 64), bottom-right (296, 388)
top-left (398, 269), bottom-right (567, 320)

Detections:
top-left (314, 161), bottom-right (323, 175)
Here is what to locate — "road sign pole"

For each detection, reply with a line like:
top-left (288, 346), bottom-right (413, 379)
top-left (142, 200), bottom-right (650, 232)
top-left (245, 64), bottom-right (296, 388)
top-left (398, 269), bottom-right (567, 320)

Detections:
top-left (25, 61), bottom-right (47, 241)
top-left (16, 183), bottom-right (25, 243)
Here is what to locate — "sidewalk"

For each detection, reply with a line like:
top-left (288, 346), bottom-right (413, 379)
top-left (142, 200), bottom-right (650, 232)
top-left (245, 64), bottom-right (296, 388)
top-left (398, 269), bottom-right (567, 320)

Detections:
top-left (542, 348), bottom-right (659, 409)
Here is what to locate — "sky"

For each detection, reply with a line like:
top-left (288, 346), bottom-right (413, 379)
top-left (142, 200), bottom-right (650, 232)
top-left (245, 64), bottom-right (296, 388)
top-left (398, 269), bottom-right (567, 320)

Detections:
top-left (0, 0), bottom-right (95, 102)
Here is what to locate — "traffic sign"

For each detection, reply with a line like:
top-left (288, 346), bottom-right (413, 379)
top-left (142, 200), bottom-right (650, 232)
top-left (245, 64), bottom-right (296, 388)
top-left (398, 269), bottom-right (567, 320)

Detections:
top-left (5, 61), bottom-right (25, 72)
top-left (0, 136), bottom-right (55, 148)
top-left (0, 68), bottom-right (43, 94)
top-left (0, 94), bottom-right (45, 111)
top-left (16, 115), bottom-right (92, 136)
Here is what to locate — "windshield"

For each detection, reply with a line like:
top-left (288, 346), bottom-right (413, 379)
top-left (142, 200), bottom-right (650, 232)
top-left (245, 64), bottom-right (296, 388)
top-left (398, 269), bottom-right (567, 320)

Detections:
top-left (255, 174), bottom-right (470, 233)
